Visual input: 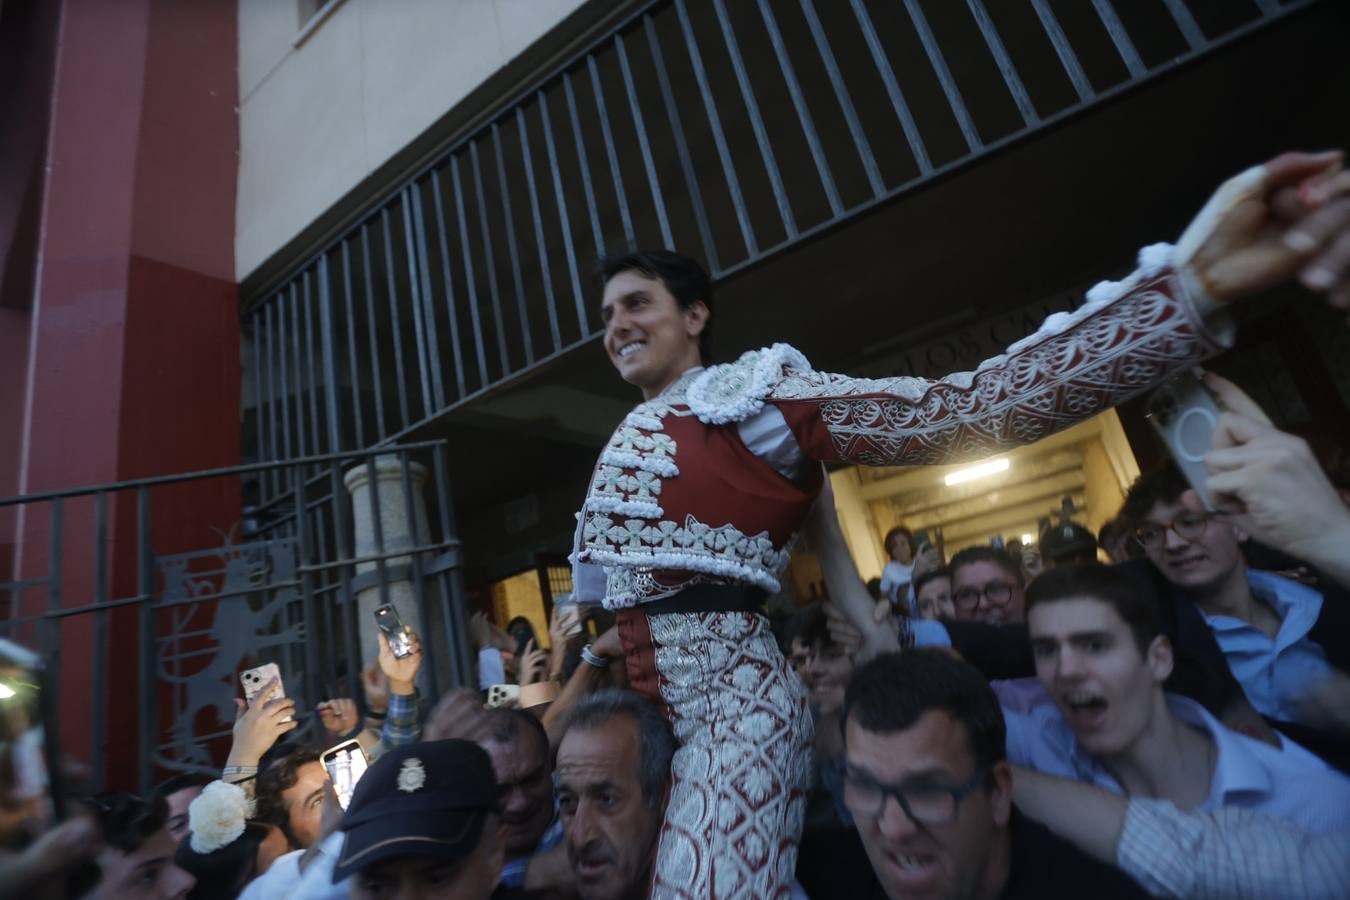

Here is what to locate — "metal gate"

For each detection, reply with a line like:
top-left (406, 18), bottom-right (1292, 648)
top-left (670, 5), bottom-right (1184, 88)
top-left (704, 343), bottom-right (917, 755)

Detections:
top-left (0, 440), bottom-right (473, 792)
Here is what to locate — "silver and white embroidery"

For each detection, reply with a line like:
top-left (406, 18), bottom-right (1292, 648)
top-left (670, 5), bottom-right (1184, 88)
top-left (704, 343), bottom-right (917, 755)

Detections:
top-left (646, 611), bottom-right (813, 900)
top-left (687, 343), bottom-right (811, 425)
top-left (574, 368), bottom-right (795, 608)
top-left (582, 513), bottom-right (789, 605)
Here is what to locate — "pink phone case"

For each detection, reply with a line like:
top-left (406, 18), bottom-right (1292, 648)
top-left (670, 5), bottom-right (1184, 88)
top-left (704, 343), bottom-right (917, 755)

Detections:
top-left (240, 662), bottom-right (284, 707)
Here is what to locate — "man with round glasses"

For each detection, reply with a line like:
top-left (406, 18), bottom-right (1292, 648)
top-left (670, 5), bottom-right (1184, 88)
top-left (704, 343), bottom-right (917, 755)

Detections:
top-left (840, 651), bottom-right (1147, 899)
top-left (948, 548), bottom-right (1026, 627)
top-left (1121, 464), bottom-right (1350, 763)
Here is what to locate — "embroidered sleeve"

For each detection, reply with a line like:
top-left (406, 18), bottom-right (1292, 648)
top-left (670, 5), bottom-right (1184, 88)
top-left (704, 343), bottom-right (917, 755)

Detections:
top-left (768, 244), bottom-right (1232, 467)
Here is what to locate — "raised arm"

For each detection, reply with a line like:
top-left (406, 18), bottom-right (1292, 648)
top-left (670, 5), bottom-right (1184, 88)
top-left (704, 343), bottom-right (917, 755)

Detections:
top-left (690, 153), bottom-right (1350, 468)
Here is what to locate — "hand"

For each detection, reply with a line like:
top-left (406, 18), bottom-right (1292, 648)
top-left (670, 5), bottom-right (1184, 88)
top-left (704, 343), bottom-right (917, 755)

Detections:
top-left (590, 625), bottom-right (623, 660)
top-left (423, 689), bottom-right (492, 743)
top-left (1186, 372), bottom-right (1350, 579)
top-left (1177, 151), bottom-right (1350, 304)
top-left (470, 612), bottom-right (516, 653)
top-left (316, 698), bottom-right (359, 737)
top-left (228, 679), bottom-right (297, 766)
top-left (361, 661), bottom-right (389, 716)
top-left (0, 816), bottom-right (100, 900)
top-left (1294, 671), bottom-right (1350, 734)
top-left (377, 630), bottom-right (422, 696)
top-left (911, 545), bottom-right (943, 581)
top-left (516, 639), bottom-right (549, 686)
top-left (549, 603), bottom-right (582, 646)
top-left (1020, 544), bottom-right (1044, 581)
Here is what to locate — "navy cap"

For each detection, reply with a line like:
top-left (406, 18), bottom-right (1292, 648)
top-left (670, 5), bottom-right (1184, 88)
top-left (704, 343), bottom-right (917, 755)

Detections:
top-left (332, 739), bottom-right (498, 882)
top-left (1041, 522), bottom-right (1099, 562)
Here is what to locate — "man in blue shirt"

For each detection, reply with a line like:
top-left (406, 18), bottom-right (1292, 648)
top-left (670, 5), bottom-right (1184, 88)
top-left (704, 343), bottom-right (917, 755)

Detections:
top-left (1121, 464), bottom-right (1349, 765)
top-left (1002, 564), bottom-right (1350, 833)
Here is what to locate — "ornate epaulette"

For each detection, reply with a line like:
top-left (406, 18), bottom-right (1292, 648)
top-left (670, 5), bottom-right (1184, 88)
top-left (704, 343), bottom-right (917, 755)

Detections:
top-left (686, 343), bottom-right (811, 425)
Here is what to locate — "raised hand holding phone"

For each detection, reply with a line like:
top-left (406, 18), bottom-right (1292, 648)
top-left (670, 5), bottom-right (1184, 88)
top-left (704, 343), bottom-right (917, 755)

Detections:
top-left (377, 628), bottom-right (422, 697)
top-left (227, 677), bottom-right (297, 773)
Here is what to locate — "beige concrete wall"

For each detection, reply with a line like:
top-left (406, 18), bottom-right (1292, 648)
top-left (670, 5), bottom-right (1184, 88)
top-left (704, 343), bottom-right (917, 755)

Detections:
top-left (829, 468), bottom-right (887, 583)
top-left (236, 0), bottom-right (587, 280)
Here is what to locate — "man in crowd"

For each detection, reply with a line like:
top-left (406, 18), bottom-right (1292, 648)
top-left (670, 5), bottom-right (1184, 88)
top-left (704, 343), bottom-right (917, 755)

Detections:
top-left (478, 708), bottom-right (567, 892)
top-left (841, 651), bottom-right (1147, 898)
top-left (331, 739), bottom-right (518, 900)
top-left (1121, 413), bottom-right (1350, 769)
top-left (81, 793), bottom-right (196, 900)
top-left (949, 548), bottom-right (1027, 626)
top-left (556, 689), bottom-right (675, 900)
top-left (1004, 563), bottom-right (1350, 832)
top-left (255, 745), bottom-right (328, 851)
top-left (913, 568), bottom-right (954, 622)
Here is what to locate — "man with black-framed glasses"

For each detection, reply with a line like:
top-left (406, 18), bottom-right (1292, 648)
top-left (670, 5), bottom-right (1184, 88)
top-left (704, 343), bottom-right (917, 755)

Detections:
top-left (840, 651), bottom-right (1147, 899)
top-left (1121, 464), bottom-right (1349, 769)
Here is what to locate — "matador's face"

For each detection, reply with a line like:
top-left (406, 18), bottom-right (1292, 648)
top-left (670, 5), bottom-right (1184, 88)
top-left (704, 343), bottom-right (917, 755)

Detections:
top-left (600, 270), bottom-right (706, 400)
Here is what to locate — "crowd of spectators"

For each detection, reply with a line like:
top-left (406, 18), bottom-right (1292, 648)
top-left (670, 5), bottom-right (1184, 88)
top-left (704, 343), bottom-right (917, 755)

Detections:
top-left (2, 371), bottom-right (1348, 899)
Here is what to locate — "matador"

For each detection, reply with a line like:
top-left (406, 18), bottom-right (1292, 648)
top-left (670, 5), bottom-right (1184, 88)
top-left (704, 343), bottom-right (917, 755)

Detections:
top-left (568, 152), bottom-right (1350, 899)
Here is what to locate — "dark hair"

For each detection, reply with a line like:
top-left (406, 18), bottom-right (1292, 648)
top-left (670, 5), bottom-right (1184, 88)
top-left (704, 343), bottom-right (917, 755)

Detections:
top-left (782, 603), bottom-right (830, 651)
top-left (1025, 564), bottom-right (1164, 654)
top-left (843, 652), bottom-right (1006, 774)
top-left (562, 689), bottom-right (676, 809)
top-left (481, 707), bottom-right (550, 758)
top-left (1097, 517), bottom-right (1133, 548)
top-left (254, 745), bottom-right (324, 843)
top-left (599, 250), bottom-right (713, 359)
top-left (175, 821), bottom-right (272, 900)
top-left (883, 526), bottom-right (913, 558)
top-left (1121, 465), bottom-right (1190, 524)
top-left (68, 793), bottom-right (172, 896)
top-left (912, 566), bottom-right (950, 598)
top-left (150, 772), bottom-right (215, 806)
top-left (86, 792), bottom-right (170, 853)
top-left (949, 546), bottom-right (1021, 585)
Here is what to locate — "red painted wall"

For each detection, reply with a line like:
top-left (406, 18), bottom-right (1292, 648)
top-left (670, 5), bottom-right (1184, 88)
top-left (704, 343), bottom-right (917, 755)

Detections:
top-left (7, 0), bottom-right (241, 788)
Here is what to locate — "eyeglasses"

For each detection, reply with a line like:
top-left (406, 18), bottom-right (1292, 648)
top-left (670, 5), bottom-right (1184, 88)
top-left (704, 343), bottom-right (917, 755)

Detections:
top-left (843, 768), bottom-right (989, 825)
top-left (952, 582), bottom-right (1015, 612)
top-left (1133, 512), bottom-right (1213, 551)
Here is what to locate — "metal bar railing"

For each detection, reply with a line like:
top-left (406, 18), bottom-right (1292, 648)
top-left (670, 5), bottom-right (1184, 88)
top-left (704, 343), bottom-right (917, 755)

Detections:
top-left (241, 0), bottom-right (1311, 485)
top-left (538, 89), bottom-right (590, 337)
top-left (902, 0), bottom-right (983, 153)
top-left (616, 30), bottom-right (675, 248)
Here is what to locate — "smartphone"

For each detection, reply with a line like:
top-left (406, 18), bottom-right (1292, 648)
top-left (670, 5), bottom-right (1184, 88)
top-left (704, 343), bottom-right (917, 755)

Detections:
top-left (321, 739), bottom-right (369, 811)
top-left (1146, 373), bottom-right (1222, 509)
top-left (912, 530), bottom-right (932, 552)
top-left (0, 639), bottom-right (59, 825)
top-left (240, 662), bottom-right (284, 707)
top-left (990, 535), bottom-right (1005, 550)
top-left (374, 604), bottom-right (415, 659)
top-left (486, 683), bottom-right (521, 709)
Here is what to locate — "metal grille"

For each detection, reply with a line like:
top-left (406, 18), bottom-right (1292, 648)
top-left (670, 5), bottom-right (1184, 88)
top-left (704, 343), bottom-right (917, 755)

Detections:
top-left (245, 0), bottom-right (1310, 494)
top-left (0, 442), bottom-right (473, 791)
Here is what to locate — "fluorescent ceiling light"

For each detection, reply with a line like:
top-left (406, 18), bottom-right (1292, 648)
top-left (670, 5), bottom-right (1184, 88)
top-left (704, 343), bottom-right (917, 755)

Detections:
top-left (943, 458), bottom-right (1010, 486)
top-left (0, 683), bottom-right (14, 700)
top-left (1021, 533), bottom-right (1035, 544)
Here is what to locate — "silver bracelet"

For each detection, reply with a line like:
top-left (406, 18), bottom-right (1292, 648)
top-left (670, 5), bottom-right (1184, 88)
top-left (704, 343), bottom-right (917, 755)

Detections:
top-left (580, 644), bottom-right (611, 669)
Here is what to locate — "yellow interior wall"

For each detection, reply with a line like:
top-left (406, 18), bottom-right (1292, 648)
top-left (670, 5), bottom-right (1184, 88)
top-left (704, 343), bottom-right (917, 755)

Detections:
top-left (828, 468), bottom-right (887, 581)
top-left (490, 571), bottom-right (550, 650)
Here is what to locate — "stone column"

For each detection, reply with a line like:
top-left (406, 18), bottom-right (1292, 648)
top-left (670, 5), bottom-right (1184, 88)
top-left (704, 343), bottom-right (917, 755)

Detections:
top-left (343, 455), bottom-right (432, 669)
